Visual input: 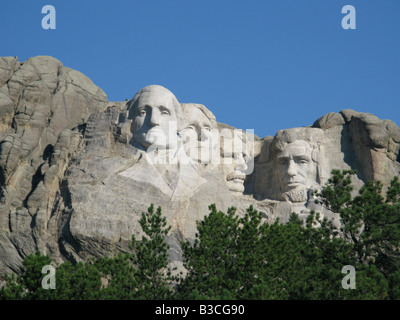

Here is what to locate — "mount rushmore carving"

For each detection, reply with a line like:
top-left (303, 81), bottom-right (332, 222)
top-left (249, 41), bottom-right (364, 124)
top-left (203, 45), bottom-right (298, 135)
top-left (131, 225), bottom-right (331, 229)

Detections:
top-left (1, 56), bottom-right (400, 275)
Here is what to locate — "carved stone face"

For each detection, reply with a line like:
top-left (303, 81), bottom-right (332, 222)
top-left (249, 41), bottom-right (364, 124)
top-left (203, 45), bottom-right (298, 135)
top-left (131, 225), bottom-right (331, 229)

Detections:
top-left (182, 106), bottom-right (215, 163)
top-left (131, 87), bottom-right (178, 150)
top-left (221, 132), bottom-right (248, 193)
top-left (276, 140), bottom-right (317, 194)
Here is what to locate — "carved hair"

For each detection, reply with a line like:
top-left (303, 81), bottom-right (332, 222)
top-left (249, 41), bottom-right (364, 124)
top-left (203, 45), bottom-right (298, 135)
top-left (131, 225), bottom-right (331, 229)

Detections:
top-left (271, 129), bottom-right (321, 160)
top-left (270, 128), bottom-right (324, 188)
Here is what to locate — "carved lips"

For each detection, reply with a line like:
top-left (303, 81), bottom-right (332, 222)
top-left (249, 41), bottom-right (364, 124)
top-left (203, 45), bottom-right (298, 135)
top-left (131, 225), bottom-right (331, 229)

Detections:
top-left (226, 170), bottom-right (246, 183)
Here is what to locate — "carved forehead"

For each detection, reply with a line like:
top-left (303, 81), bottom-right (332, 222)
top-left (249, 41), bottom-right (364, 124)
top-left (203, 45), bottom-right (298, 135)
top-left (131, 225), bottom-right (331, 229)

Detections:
top-left (134, 86), bottom-right (176, 108)
top-left (277, 140), bottom-right (312, 158)
top-left (181, 103), bottom-right (217, 128)
top-left (220, 129), bottom-right (254, 155)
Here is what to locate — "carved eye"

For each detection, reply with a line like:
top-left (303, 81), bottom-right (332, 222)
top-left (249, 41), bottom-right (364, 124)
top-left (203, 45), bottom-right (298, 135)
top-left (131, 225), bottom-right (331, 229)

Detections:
top-left (279, 160), bottom-right (287, 166)
top-left (203, 126), bottom-right (211, 132)
top-left (161, 110), bottom-right (170, 116)
top-left (138, 110), bottom-right (146, 116)
top-left (299, 159), bottom-right (308, 165)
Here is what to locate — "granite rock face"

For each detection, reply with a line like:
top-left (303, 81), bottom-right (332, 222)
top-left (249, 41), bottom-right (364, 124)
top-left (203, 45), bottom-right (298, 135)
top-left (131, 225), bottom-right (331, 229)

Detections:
top-left (0, 56), bottom-right (399, 276)
top-left (0, 56), bottom-right (108, 273)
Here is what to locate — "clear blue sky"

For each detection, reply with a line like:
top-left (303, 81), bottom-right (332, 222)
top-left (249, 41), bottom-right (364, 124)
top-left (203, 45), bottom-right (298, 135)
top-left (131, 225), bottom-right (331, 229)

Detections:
top-left (1, 0), bottom-right (399, 138)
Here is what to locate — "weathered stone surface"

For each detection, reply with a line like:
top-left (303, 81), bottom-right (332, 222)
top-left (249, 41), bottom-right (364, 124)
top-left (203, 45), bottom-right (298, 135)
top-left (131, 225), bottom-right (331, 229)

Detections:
top-left (0, 56), bottom-right (399, 278)
top-left (340, 109), bottom-right (400, 184)
top-left (0, 56), bottom-right (108, 274)
top-left (313, 112), bottom-right (345, 129)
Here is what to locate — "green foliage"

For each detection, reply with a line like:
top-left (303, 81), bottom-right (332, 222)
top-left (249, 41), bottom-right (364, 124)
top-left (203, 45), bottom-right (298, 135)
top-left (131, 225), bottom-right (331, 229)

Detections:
top-left (0, 251), bottom-right (52, 300)
top-left (129, 204), bottom-right (174, 299)
top-left (178, 170), bottom-right (400, 300)
top-left (343, 265), bottom-right (389, 300)
top-left (0, 272), bottom-right (25, 299)
top-left (316, 170), bottom-right (400, 279)
top-left (177, 204), bottom-right (354, 300)
top-left (94, 253), bottom-right (138, 299)
top-left (388, 269), bottom-right (400, 299)
top-left (177, 204), bottom-right (244, 299)
top-left (51, 260), bottom-right (102, 299)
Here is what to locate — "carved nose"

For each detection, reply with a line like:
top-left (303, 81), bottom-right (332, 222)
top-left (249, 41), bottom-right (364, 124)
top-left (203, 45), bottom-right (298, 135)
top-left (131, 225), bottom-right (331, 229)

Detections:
top-left (149, 110), bottom-right (160, 126)
top-left (199, 128), bottom-right (211, 141)
top-left (235, 153), bottom-right (247, 172)
top-left (287, 160), bottom-right (297, 176)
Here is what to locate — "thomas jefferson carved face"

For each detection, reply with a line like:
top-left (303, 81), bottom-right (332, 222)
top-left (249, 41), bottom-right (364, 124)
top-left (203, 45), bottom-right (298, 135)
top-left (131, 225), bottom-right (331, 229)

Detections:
top-left (276, 140), bottom-right (317, 195)
top-left (129, 86), bottom-right (181, 151)
top-left (181, 104), bottom-right (218, 164)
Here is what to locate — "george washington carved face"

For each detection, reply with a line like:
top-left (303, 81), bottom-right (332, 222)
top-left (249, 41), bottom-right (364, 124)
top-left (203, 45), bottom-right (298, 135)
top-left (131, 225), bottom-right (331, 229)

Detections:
top-left (127, 85), bottom-right (186, 151)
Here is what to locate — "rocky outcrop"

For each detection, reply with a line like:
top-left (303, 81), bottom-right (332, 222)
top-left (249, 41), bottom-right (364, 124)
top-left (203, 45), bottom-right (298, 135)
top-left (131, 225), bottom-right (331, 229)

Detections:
top-left (0, 56), bottom-right (399, 277)
top-left (0, 56), bottom-right (108, 273)
top-left (313, 110), bottom-right (400, 186)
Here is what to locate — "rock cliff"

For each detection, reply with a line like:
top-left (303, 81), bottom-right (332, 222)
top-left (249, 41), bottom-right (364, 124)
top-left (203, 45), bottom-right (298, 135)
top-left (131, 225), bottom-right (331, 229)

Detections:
top-left (1, 56), bottom-right (399, 275)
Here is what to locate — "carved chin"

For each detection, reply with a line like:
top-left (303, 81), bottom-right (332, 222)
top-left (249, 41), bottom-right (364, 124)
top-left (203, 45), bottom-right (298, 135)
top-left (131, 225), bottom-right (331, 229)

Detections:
top-left (227, 180), bottom-right (245, 193)
top-left (282, 188), bottom-right (308, 203)
top-left (134, 136), bottom-right (171, 151)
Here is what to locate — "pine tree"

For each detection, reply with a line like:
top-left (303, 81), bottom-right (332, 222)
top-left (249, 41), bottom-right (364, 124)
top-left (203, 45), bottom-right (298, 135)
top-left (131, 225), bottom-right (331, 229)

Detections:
top-left (52, 260), bottom-right (102, 299)
top-left (0, 251), bottom-right (53, 300)
top-left (315, 170), bottom-right (400, 298)
top-left (177, 204), bottom-right (288, 299)
top-left (129, 204), bottom-right (174, 299)
top-left (94, 253), bottom-right (138, 299)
